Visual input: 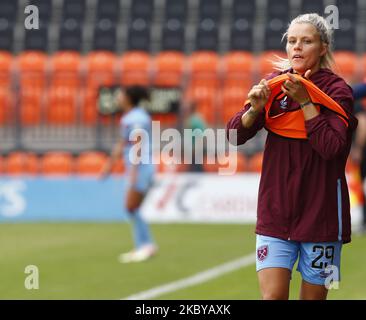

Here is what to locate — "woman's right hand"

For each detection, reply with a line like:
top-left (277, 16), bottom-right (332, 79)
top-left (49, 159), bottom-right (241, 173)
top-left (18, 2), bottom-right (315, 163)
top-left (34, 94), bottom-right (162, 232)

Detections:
top-left (247, 79), bottom-right (271, 111)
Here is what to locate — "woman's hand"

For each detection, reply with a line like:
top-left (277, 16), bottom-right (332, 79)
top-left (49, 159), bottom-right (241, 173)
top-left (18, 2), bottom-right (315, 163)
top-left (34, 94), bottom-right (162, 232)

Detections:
top-left (281, 72), bottom-right (311, 105)
top-left (99, 161), bottom-right (112, 180)
top-left (241, 79), bottom-right (270, 129)
top-left (248, 79), bottom-right (271, 111)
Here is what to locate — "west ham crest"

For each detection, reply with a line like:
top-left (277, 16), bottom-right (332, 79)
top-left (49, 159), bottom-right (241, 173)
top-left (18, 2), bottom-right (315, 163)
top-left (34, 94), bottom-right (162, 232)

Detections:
top-left (279, 96), bottom-right (288, 109)
top-left (257, 245), bottom-right (269, 261)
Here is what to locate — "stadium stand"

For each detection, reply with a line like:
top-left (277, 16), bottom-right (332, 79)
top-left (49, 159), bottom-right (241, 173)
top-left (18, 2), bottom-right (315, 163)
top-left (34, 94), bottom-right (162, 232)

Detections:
top-left (1, 0), bottom-right (366, 173)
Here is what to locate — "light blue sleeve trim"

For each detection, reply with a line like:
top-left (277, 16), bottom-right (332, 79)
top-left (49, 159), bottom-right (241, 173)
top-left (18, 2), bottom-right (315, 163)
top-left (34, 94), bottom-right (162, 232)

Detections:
top-left (337, 178), bottom-right (343, 241)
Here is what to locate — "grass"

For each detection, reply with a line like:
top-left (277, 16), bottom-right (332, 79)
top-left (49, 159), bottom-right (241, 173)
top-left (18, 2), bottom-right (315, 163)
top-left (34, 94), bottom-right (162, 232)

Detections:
top-left (0, 223), bottom-right (364, 299)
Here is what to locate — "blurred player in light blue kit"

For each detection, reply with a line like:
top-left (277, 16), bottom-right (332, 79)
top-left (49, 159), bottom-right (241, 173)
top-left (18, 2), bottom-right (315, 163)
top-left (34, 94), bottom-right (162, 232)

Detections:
top-left (101, 86), bottom-right (157, 263)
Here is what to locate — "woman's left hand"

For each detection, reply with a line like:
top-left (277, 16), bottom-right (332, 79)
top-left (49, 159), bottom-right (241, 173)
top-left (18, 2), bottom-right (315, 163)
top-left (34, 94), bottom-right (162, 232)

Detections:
top-left (281, 72), bottom-right (311, 105)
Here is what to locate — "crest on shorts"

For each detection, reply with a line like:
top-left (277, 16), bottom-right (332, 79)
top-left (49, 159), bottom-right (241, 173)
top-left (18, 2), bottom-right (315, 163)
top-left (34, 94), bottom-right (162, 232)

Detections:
top-left (257, 245), bottom-right (269, 261)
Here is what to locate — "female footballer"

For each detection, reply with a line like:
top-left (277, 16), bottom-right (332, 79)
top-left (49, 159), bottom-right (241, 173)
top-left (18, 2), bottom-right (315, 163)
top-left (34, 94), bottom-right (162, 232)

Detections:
top-left (101, 86), bottom-right (157, 263)
top-left (227, 13), bottom-right (357, 299)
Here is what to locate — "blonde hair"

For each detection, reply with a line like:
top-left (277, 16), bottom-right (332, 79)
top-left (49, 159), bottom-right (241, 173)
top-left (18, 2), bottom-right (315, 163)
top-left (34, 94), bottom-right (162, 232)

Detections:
top-left (272, 13), bottom-right (335, 72)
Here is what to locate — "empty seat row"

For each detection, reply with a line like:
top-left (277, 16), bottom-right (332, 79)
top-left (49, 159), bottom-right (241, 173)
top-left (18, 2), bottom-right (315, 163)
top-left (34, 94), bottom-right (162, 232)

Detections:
top-left (14, 21), bottom-right (262, 52)
top-left (2, 0), bottom-right (360, 52)
top-left (0, 151), bottom-right (265, 175)
top-left (1, 50), bottom-right (365, 126)
top-left (2, 49), bottom-right (364, 85)
top-left (1, 151), bottom-right (361, 176)
top-left (2, 50), bottom-right (363, 90)
top-left (0, 151), bottom-right (123, 175)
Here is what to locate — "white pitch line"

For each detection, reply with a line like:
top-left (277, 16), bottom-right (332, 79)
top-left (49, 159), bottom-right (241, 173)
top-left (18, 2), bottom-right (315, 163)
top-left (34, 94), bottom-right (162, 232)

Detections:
top-left (122, 252), bottom-right (256, 300)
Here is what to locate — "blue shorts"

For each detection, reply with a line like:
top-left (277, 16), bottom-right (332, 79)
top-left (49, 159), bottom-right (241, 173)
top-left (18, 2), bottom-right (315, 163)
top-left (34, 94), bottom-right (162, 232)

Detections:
top-left (126, 164), bottom-right (154, 193)
top-left (256, 235), bottom-right (342, 286)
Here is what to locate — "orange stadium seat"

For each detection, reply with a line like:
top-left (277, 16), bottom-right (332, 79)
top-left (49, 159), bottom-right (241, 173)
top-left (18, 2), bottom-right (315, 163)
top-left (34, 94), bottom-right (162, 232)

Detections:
top-left (19, 88), bottom-right (43, 125)
top-left (119, 51), bottom-right (151, 86)
top-left (50, 51), bottom-right (82, 88)
top-left (5, 152), bottom-right (39, 175)
top-left (257, 51), bottom-right (286, 79)
top-left (185, 84), bottom-right (218, 125)
top-left (86, 51), bottom-right (117, 88)
top-left (188, 51), bottom-right (219, 88)
top-left (17, 51), bottom-right (47, 126)
top-left (46, 86), bottom-right (77, 124)
top-left (221, 51), bottom-right (254, 75)
top-left (17, 51), bottom-right (47, 88)
top-left (41, 152), bottom-right (74, 175)
top-left (333, 51), bottom-right (359, 83)
top-left (189, 51), bottom-right (219, 75)
top-left (152, 52), bottom-right (183, 126)
top-left (223, 74), bottom-right (253, 89)
top-left (51, 51), bottom-right (81, 73)
top-left (153, 51), bottom-right (185, 87)
top-left (221, 53), bottom-right (253, 89)
top-left (221, 85), bottom-right (249, 125)
top-left (0, 51), bottom-right (13, 86)
top-left (76, 152), bottom-right (107, 175)
top-left (0, 52), bottom-right (13, 124)
top-left (82, 88), bottom-right (98, 125)
top-left (221, 51), bottom-right (254, 87)
top-left (0, 86), bottom-right (12, 124)
top-left (185, 52), bottom-right (220, 125)
top-left (188, 76), bottom-right (218, 89)
top-left (82, 52), bottom-right (117, 124)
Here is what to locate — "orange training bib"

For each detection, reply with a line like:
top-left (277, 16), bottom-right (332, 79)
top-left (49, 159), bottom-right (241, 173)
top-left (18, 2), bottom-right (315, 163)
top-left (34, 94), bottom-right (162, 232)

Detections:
top-left (244, 74), bottom-right (349, 139)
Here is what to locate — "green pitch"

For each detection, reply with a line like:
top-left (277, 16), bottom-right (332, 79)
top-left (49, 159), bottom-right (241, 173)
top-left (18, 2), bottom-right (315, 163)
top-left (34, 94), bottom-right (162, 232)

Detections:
top-left (0, 223), bottom-right (365, 299)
